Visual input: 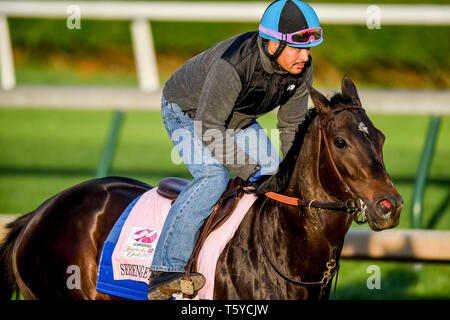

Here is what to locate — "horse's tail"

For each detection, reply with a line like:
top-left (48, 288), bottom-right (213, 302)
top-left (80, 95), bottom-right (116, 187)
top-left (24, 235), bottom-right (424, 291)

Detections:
top-left (0, 212), bottom-right (35, 300)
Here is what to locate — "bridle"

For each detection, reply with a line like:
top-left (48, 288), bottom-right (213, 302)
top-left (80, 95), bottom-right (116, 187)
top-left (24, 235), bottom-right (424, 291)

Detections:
top-left (257, 104), bottom-right (368, 298)
top-left (265, 104), bottom-right (368, 223)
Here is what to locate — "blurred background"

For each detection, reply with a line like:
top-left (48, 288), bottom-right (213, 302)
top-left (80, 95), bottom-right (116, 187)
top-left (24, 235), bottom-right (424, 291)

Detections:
top-left (6, 0), bottom-right (450, 88)
top-left (0, 0), bottom-right (449, 300)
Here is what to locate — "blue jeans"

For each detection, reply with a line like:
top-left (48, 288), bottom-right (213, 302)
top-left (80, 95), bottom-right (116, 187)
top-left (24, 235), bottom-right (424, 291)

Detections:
top-left (150, 97), bottom-right (280, 272)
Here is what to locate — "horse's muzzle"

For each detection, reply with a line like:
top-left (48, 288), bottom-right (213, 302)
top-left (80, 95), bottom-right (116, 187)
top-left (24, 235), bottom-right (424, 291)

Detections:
top-left (368, 193), bottom-right (403, 231)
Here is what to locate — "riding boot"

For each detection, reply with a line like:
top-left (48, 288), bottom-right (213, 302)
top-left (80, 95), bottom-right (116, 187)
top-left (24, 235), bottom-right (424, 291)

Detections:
top-left (147, 271), bottom-right (206, 300)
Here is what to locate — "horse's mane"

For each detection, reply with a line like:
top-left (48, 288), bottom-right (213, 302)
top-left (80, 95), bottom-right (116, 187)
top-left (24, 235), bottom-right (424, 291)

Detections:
top-left (256, 107), bottom-right (316, 195)
top-left (257, 92), bottom-right (352, 195)
top-left (329, 93), bottom-right (354, 108)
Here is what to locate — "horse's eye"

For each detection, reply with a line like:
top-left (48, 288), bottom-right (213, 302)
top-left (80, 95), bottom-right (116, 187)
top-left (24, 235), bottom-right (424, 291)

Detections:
top-left (334, 137), bottom-right (347, 149)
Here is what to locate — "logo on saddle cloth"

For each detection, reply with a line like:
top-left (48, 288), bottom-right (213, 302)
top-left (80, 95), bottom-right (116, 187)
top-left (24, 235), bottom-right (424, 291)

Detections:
top-left (121, 227), bottom-right (160, 259)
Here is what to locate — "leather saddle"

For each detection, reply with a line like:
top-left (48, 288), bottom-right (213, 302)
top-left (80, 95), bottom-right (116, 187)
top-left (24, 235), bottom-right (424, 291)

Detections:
top-left (156, 176), bottom-right (246, 278)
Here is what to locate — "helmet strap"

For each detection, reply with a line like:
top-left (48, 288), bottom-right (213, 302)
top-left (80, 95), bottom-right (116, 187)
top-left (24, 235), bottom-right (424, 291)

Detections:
top-left (269, 40), bottom-right (287, 62)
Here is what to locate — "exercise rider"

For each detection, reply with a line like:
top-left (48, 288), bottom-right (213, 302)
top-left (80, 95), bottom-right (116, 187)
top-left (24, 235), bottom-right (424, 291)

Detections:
top-left (148, 0), bottom-right (324, 299)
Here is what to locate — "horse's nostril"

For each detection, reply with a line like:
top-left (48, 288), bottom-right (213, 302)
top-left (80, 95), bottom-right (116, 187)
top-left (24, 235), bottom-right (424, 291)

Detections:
top-left (381, 199), bottom-right (391, 209)
top-left (377, 199), bottom-right (393, 216)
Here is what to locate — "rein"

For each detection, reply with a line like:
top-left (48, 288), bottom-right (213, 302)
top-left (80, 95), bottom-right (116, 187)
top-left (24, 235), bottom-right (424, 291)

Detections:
top-left (257, 197), bottom-right (342, 299)
top-left (257, 105), bottom-right (367, 297)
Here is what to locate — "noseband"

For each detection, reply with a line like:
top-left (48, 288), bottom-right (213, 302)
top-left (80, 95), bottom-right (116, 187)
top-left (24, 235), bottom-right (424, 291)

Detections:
top-left (258, 104), bottom-right (368, 297)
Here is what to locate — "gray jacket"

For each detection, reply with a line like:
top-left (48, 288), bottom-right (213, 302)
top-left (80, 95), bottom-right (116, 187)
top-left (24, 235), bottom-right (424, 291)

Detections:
top-left (163, 33), bottom-right (313, 180)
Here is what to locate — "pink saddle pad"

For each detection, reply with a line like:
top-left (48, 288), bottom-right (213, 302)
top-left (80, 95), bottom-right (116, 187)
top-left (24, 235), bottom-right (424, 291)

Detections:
top-left (111, 187), bottom-right (257, 299)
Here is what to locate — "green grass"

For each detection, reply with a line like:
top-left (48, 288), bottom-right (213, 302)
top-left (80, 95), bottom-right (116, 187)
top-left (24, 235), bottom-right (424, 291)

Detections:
top-left (0, 108), bottom-right (449, 299)
top-left (15, 64), bottom-right (139, 87)
top-left (333, 260), bottom-right (450, 300)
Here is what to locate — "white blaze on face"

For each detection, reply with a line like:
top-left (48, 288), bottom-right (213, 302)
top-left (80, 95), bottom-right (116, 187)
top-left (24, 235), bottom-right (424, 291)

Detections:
top-left (358, 121), bottom-right (369, 135)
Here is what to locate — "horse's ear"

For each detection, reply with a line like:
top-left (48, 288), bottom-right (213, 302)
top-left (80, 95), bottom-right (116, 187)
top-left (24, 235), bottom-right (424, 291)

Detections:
top-left (306, 81), bottom-right (330, 114)
top-left (341, 75), bottom-right (361, 106)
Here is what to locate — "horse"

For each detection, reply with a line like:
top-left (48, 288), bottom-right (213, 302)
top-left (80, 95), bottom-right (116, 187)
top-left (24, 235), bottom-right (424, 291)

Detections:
top-left (0, 76), bottom-right (402, 300)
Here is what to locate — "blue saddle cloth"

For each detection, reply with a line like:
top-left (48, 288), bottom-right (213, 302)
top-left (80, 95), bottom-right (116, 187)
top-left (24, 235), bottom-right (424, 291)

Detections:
top-left (96, 194), bottom-right (150, 300)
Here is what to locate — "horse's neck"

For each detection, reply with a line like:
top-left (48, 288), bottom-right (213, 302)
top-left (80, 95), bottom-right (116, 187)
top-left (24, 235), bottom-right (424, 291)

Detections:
top-left (285, 117), bottom-right (328, 201)
top-left (283, 117), bottom-right (352, 245)
top-left (233, 118), bottom-right (352, 290)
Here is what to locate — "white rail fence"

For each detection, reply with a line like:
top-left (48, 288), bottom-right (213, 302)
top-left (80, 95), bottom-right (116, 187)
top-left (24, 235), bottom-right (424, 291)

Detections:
top-left (1, 86), bottom-right (449, 115)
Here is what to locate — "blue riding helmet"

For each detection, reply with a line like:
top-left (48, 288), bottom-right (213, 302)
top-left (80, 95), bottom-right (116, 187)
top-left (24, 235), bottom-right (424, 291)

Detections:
top-left (259, 0), bottom-right (323, 48)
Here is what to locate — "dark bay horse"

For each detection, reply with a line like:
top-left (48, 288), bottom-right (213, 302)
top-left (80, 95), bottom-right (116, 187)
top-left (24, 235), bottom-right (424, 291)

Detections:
top-left (0, 76), bottom-right (402, 300)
